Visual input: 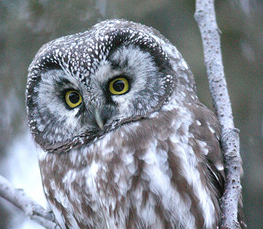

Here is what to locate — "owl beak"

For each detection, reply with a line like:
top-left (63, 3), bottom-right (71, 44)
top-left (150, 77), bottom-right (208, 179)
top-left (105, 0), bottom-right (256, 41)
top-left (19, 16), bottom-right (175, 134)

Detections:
top-left (94, 108), bottom-right (104, 130)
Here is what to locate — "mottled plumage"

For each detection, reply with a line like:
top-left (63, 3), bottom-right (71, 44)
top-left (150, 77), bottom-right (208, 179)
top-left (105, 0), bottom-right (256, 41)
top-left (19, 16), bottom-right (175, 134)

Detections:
top-left (26, 19), bottom-right (244, 228)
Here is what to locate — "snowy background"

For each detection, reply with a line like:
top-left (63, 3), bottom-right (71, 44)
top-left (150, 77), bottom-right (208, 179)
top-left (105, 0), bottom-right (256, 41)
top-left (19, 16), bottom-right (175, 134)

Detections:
top-left (0, 0), bottom-right (262, 228)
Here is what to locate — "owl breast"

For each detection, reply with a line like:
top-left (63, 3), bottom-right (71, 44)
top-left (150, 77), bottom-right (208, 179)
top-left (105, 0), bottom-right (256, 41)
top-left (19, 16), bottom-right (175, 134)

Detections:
top-left (39, 101), bottom-right (220, 229)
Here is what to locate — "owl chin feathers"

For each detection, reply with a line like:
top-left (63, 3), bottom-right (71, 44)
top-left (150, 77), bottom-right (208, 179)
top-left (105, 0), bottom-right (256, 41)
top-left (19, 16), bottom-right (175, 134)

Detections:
top-left (26, 19), bottom-right (237, 229)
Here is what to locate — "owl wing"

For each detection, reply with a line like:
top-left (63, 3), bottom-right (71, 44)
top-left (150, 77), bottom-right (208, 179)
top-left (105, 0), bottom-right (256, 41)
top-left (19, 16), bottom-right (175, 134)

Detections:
top-left (188, 102), bottom-right (225, 196)
top-left (189, 101), bottom-right (247, 229)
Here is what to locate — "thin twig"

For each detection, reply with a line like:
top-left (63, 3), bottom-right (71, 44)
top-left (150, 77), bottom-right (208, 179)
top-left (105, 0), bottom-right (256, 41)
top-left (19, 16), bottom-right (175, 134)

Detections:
top-left (194, 1), bottom-right (243, 228)
top-left (0, 174), bottom-right (60, 229)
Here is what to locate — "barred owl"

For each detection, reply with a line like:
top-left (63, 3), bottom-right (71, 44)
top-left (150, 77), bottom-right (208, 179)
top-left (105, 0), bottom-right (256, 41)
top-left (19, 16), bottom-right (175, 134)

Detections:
top-left (26, 19), bottom-right (245, 228)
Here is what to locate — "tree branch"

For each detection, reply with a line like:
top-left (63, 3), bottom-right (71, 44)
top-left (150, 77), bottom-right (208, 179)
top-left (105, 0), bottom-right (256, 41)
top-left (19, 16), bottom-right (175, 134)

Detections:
top-left (194, 1), bottom-right (243, 228)
top-left (0, 174), bottom-right (60, 229)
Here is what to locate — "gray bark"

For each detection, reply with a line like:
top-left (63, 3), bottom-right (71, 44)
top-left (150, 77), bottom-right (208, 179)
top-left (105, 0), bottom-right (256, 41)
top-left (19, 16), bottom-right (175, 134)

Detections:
top-left (0, 175), bottom-right (59, 229)
top-left (194, 0), bottom-right (243, 228)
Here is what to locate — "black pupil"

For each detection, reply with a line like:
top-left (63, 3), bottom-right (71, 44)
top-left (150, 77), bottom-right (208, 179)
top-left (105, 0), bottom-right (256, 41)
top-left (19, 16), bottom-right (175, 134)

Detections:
top-left (113, 80), bottom-right (125, 92)
top-left (69, 92), bottom-right (80, 104)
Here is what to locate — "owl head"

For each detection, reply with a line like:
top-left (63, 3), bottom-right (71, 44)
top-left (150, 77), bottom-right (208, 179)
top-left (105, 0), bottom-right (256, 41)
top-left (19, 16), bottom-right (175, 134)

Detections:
top-left (26, 19), bottom-right (196, 153)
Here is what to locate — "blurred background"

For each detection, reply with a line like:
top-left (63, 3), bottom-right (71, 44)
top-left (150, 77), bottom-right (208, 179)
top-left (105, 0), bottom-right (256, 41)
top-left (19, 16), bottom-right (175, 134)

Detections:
top-left (0, 0), bottom-right (262, 228)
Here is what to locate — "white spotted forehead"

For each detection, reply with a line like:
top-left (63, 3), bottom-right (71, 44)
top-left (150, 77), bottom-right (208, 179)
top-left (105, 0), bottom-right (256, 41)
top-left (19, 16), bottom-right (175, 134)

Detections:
top-left (28, 19), bottom-right (194, 90)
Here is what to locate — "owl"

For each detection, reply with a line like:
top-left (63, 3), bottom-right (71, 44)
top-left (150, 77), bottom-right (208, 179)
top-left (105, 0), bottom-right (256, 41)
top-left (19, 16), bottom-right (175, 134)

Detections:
top-left (26, 19), bottom-right (245, 229)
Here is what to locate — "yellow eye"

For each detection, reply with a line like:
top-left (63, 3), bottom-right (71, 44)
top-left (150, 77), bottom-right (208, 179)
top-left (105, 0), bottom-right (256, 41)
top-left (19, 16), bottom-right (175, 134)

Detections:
top-left (65, 90), bottom-right (82, 108)
top-left (109, 77), bottom-right (129, 95)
